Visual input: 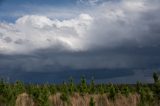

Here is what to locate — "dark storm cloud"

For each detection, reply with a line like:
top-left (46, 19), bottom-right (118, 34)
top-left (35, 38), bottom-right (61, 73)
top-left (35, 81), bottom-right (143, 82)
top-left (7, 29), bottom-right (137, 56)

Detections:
top-left (0, 46), bottom-right (160, 83)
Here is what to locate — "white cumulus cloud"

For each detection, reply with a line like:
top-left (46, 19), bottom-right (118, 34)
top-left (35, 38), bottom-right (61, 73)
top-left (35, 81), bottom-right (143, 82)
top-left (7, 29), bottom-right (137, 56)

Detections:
top-left (0, 0), bottom-right (160, 54)
top-left (0, 14), bottom-right (93, 54)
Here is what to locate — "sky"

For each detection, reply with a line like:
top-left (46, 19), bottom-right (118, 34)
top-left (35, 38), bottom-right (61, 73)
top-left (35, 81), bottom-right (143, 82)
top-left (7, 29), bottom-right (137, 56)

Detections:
top-left (0, 0), bottom-right (160, 83)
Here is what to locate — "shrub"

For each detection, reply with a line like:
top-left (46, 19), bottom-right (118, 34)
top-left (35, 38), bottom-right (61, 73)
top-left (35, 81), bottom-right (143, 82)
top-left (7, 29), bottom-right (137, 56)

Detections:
top-left (108, 85), bottom-right (116, 101)
top-left (99, 84), bottom-right (105, 95)
top-left (14, 81), bottom-right (25, 95)
top-left (3, 84), bottom-right (16, 106)
top-left (139, 86), bottom-right (154, 106)
top-left (153, 72), bottom-right (159, 83)
top-left (89, 97), bottom-right (95, 106)
top-left (49, 84), bottom-right (57, 95)
top-left (79, 76), bottom-right (88, 95)
top-left (89, 78), bottom-right (95, 94)
top-left (121, 85), bottom-right (130, 97)
top-left (68, 77), bottom-right (75, 95)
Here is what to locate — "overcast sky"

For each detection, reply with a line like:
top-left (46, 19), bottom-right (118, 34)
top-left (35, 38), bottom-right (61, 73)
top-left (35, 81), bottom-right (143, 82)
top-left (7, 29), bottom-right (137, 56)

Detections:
top-left (0, 0), bottom-right (160, 83)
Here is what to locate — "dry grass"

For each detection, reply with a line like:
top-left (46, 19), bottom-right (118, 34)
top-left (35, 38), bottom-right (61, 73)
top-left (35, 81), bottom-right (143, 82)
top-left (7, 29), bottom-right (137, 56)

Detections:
top-left (15, 93), bottom-right (140, 106)
top-left (15, 93), bottom-right (34, 106)
top-left (48, 93), bottom-right (64, 106)
top-left (114, 93), bottom-right (140, 106)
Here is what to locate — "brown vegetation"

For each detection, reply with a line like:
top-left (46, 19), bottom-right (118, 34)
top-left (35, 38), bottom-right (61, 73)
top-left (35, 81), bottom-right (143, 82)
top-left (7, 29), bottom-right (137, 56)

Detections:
top-left (15, 93), bottom-right (140, 106)
top-left (15, 93), bottom-right (34, 106)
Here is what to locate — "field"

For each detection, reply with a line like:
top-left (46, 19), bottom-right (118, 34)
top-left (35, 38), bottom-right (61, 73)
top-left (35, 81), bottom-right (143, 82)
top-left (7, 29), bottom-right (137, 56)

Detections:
top-left (0, 73), bottom-right (160, 106)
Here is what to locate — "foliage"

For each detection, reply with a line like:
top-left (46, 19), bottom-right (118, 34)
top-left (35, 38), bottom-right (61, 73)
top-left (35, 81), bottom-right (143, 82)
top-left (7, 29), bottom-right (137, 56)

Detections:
top-left (121, 85), bottom-right (130, 97)
top-left (89, 78), bottom-right (95, 94)
top-left (99, 84), bottom-right (105, 95)
top-left (60, 82), bottom-right (70, 105)
top-left (108, 84), bottom-right (116, 101)
top-left (138, 86), bottom-right (154, 106)
top-left (79, 76), bottom-right (88, 95)
top-left (68, 77), bottom-right (75, 95)
top-left (27, 84), bottom-right (50, 106)
top-left (153, 72), bottom-right (159, 83)
top-left (49, 84), bottom-right (57, 95)
top-left (89, 97), bottom-right (95, 106)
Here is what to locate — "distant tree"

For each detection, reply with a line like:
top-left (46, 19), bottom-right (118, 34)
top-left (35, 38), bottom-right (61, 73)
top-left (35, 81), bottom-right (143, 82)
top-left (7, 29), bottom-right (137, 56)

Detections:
top-left (121, 85), bottom-right (130, 97)
top-left (49, 84), bottom-right (57, 95)
top-left (14, 80), bottom-right (25, 95)
top-left (68, 77), bottom-right (75, 95)
top-left (136, 81), bottom-right (142, 93)
top-left (89, 77), bottom-right (95, 94)
top-left (0, 78), bottom-right (5, 94)
top-left (79, 76), bottom-right (88, 95)
top-left (99, 84), bottom-right (104, 95)
top-left (60, 82), bottom-right (70, 104)
top-left (40, 85), bottom-right (50, 106)
top-left (153, 80), bottom-right (160, 102)
top-left (139, 86), bottom-right (154, 106)
top-left (89, 97), bottom-right (95, 106)
top-left (108, 84), bottom-right (116, 101)
top-left (2, 84), bottom-right (16, 105)
top-left (153, 72), bottom-right (159, 83)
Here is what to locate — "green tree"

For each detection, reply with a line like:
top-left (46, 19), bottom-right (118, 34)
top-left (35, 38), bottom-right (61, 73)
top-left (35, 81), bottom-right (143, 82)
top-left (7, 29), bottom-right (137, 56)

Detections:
top-left (108, 85), bottom-right (116, 101)
top-left (89, 78), bottom-right (95, 94)
top-left (136, 81), bottom-right (142, 93)
top-left (3, 84), bottom-right (16, 106)
top-left (60, 82), bottom-right (70, 105)
top-left (49, 84), bottom-right (57, 95)
top-left (89, 97), bottom-right (95, 106)
top-left (121, 85), bottom-right (130, 97)
top-left (39, 85), bottom-right (50, 106)
top-left (79, 76), bottom-right (88, 95)
top-left (68, 77), bottom-right (75, 95)
top-left (99, 84), bottom-right (104, 95)
top-left (0, 79), bottom-right (5, 95)
top-left (14, 80), bottom-right (25, 95)
top-left (153, 72), bottom-right (159, 83)
top-left (139, 86), bottom-right (154, 106)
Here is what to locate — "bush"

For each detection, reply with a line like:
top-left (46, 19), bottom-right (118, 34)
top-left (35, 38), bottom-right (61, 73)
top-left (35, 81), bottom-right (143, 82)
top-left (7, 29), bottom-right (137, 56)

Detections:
top-left (99, 84), bottom-right (105, 95)
top-left (68, 77), bottom-right (75, 95)
top-left (108, 85), bottom-right (116, 101)
top-left (139, 86), bottom-right (154, 106)
top-left (60, 82), bottom-right (70, 104)
top-left (49, 84), bottom-right (57, 95)
top-left (27, 84), bottom-right (50, 106)
top-left (153, 72), bottom-right (159, 83)
top-left (14, 81), bottom-right (25, 95)
top-left (121, 85), bottom-right (130, 97)
top-left (3, 84), bottom-right (16, 105)
top-left (79, 76), bottom-right (88, 95)
top-left (89, 78), bottom-right (95, 94)
top-left (89, 97), bottom-right (95, 106)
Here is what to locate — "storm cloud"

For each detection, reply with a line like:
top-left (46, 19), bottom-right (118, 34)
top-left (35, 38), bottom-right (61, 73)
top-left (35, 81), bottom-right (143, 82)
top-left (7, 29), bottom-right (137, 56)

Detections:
top-left (0, 0), bottom-right (160, 83)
